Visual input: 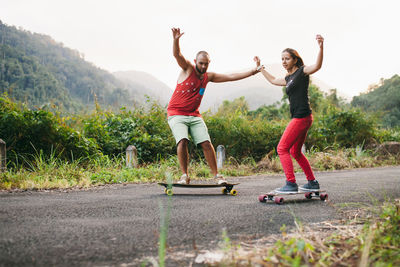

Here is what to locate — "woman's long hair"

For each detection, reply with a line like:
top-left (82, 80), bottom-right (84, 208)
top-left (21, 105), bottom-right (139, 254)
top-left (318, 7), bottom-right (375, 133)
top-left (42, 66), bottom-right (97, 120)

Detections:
top-left (282, 48), bottom-right (304, 67)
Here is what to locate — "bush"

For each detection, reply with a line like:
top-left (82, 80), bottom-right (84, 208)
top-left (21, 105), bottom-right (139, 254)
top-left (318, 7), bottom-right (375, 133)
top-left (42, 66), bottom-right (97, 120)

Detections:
top-left (82, 102), bottom-right (176, 162)
top-left (308, 107), bottom-right (379, 149)
top-left (2, 93), bottom-right (399, 167)
top-left (206, 112), bottom-right (285, 161)
top-left (0, 94), bottom-right (99, 165)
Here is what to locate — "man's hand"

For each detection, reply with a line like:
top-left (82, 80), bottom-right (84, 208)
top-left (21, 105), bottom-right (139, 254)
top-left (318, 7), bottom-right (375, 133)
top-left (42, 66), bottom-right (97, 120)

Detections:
top-left (172, 28), bottom-right (184, 40)
top-left (171, 27), bottom-right (190, 71)
top-left (254, 56), bottom-right (261, 67)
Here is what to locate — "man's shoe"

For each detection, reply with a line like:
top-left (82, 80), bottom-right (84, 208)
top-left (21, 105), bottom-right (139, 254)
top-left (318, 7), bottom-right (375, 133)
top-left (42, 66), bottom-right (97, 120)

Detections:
top-left (176, 174), bottom-right (190, 185)
top-left (215, 174), bottom-right (227, 185)
top-left (300, 180), bottom-right (320, 191)
top-left (275, 181), bottom-right (298, 193)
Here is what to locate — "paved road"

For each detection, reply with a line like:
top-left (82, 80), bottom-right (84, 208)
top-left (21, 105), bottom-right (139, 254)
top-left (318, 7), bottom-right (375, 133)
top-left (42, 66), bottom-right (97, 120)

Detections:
top-left (0, 166), bottom-right (399, 266)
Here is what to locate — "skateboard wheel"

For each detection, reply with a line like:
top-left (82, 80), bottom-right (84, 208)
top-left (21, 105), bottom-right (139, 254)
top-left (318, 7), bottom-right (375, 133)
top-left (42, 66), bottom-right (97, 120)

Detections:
top-left (305, 192), bottom-right (312, 199)
top-left (320, 193), bottom-right (328, 201)
top-left (258, 195), bottom-right (267, 203)
top-left (275, 197), bottom-right (284, 204)
top-left (230, 189), bottom-right (238, 196)
top-left (166, 189), bottom-right (173, 196)
top-left (222, 188), bottom-right (228, 195)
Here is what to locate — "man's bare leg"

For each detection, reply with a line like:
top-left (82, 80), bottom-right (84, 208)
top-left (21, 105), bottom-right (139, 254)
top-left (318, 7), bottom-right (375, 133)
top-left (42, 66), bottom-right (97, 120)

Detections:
top-left (199, 141), bottom-right (218, 177)
top-left (177, 138), bottom-right (189, 176)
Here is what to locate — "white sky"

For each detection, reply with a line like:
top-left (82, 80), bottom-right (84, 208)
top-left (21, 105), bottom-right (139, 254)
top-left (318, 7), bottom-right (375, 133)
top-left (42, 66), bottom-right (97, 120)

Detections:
top-left (1, 0), bottom-right (399, 97)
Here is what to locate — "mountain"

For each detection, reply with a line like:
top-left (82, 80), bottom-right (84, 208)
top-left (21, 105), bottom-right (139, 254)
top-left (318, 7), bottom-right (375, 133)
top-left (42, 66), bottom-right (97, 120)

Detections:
top-left (113, 71), bottom-right (173, 106)
top-left (200, 63), bottom-right (338, 112)
top-left (0, 20), bottom-right (137, 111)
top-left (351, 74), bottom-right (400, 127)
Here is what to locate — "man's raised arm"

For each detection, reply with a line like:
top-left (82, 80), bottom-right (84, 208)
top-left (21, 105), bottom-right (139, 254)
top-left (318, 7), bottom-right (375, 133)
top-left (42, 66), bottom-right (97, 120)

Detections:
top-left (172, 28), bottom-right (191, 71)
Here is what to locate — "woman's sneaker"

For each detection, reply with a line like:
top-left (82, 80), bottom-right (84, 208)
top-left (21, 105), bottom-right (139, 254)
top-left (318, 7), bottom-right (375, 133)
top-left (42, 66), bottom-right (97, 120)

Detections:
top-left (300, 180), bottom-right (320, 191)
top-left (275, 181), bottom-right (298, 193)
top-left (215, 174), bottom-right (227, 185)
top-left (176, 174), bottom-right (190, 185)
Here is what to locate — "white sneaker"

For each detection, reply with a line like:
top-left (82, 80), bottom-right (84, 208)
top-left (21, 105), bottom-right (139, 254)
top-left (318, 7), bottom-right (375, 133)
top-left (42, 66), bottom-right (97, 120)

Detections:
top-left (176, 174), bottom-right (190, 185)
top-left (215, 174), bottom-right (227, 185)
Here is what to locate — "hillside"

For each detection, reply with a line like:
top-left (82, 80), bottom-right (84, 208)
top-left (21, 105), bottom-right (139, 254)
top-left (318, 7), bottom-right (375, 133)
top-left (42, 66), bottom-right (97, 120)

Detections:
top-left (0, 20), bottom-right (135, 111)
top-left (352, 74), bottom-right (400, 127)
top-left (113, 71), bottom-right (172, 106)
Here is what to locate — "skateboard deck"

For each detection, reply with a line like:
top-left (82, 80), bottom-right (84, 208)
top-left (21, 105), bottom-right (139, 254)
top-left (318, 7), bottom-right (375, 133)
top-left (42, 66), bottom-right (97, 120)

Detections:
top-left (158, 182), bottom-right (239, 196)
top-left (258, 189), bottom-right (328, 204)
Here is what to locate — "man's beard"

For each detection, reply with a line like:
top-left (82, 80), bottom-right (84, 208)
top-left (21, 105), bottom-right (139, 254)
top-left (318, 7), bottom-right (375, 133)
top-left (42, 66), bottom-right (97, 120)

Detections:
top-left (195, 64), bottom-right (206, 74)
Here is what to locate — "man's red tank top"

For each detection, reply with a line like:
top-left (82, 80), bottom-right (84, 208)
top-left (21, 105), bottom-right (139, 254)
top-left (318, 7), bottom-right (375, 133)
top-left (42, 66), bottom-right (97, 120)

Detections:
top-left (167, 67), bottom-right (209, 117)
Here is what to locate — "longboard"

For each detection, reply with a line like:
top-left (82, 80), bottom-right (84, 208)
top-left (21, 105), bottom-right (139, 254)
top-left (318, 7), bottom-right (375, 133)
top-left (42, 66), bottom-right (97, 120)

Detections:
top-left (158, 182), bottom-right (239, 196)
top-left (258, 189), bottom-right (328, 204)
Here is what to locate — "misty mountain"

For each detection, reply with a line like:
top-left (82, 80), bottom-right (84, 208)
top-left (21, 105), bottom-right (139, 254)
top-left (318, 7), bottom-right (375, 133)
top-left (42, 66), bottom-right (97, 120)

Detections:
top-left (0, 20), bottom-right (141, 111)
top-left (113, 71), bottom-right (173, 106)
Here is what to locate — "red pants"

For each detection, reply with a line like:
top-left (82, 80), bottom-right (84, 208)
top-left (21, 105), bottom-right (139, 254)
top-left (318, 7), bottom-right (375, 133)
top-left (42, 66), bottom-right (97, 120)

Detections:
top-left (277, 114), bottom-right (315, 183)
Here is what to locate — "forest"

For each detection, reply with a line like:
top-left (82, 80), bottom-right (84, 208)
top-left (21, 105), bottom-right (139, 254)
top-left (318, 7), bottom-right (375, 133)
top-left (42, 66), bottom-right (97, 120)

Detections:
top-left (0, 20), bottom-right (132, 112)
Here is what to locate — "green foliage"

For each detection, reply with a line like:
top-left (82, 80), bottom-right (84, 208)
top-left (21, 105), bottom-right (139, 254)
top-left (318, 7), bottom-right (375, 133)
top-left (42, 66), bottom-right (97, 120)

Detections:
top-left (263, 200), bottom-right (400, 266)
top-left (248, 101), bottom-right (290, 121)
top-left (215, 96), bottom-right (249, 116)
top-left (367, 201), bottom-right (400, 265)
top-left (0, 20), bottom-right (133, 112)
top-left (352, 74), bottom-right (400, 127)
top-left (206, 113), bottom-right (285, 161)
top-left (308, 106), bottom-right (379, 149)
top-left (1, 79), bottom-right (399, 168)
top-left (83, 101), bottom-right (176, 162)
top-left (0, 94), bottom-right (99, 165)
top-left (264, 237), bottom-right (316, 266)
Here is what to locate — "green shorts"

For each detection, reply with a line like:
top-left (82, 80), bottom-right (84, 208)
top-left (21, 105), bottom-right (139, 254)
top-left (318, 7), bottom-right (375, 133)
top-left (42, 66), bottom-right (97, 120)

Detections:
top-left (168, 115), bottom-right (211, 145)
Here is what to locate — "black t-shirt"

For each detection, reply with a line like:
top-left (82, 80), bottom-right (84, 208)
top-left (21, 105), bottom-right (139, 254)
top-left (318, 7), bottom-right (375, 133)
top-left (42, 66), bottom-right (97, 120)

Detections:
top-left (284, 66), bottom-right (312, 118)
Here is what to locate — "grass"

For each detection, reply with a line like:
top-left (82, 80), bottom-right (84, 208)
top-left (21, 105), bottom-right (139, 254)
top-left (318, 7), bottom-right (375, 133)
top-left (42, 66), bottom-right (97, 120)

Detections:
top-left (204, 199), bottom-right (400, 266)
top-left (0, 148), bottom-right (399, 190)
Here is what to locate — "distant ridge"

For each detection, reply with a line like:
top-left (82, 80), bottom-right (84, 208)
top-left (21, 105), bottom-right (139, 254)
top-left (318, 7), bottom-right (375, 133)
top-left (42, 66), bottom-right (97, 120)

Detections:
top-left (113, 71), bottom-right (173, 106)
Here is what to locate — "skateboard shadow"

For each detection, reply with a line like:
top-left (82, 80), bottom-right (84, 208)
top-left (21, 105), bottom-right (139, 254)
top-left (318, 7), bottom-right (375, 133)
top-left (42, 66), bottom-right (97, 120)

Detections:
top-left (155, 193), bottom-right (235, 198)
top-left (262, 198), bottom-right (323, 205)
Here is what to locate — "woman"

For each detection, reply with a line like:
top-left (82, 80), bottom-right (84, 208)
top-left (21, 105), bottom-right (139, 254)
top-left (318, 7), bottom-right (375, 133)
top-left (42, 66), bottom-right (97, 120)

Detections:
top-left (255, 34), bottom-right (324, 192)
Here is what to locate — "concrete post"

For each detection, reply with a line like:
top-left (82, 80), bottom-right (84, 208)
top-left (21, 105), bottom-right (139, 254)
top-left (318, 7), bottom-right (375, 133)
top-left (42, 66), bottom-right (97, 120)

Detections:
top-left (216, 145), bottom-right (225, 169)
top-left (126, 145), bottom-right (138, 168)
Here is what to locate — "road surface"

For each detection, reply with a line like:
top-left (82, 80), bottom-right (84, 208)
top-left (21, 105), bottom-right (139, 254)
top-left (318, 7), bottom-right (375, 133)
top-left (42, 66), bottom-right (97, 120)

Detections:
top-left (0, 166), bottom-right (399, 266)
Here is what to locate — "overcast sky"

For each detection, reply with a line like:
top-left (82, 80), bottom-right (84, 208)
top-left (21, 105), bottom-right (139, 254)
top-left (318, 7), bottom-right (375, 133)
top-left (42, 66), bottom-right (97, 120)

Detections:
top-left (1, 0), bottom-right (399, 97)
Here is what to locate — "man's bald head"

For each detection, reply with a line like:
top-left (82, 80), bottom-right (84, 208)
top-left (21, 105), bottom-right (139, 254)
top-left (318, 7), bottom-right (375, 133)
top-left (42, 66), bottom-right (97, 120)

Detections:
top-left (196, 51), bottom-right (210, 60)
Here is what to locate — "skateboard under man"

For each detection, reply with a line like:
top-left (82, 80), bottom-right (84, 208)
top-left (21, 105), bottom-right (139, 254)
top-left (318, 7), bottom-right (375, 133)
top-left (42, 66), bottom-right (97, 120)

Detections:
top-left (258, 189), bottom-right (328, 204)
top-left (158, 182), bottom-right (239, 196)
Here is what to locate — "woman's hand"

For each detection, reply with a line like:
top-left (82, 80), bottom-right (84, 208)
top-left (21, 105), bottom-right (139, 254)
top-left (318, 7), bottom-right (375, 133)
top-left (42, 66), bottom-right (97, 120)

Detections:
top-left (316, 34), bottom-right (324, 48)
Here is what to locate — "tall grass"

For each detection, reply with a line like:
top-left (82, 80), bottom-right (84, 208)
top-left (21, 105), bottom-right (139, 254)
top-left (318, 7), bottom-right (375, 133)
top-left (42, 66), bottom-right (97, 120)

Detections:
top-left (1, 148), bottom-right (399, 190)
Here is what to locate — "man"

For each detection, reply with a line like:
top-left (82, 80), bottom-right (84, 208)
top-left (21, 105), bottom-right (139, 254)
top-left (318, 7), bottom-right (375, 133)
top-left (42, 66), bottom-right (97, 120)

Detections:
top-left (168, 27), bottom-right (262, 184)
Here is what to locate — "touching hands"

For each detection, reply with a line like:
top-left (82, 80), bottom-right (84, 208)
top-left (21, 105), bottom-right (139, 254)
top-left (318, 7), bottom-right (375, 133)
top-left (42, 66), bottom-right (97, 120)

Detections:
top-left (171, 28), bottom-right (184, 40)
top-left (316, 34), bottom-right (324, 48)
top-left (253, 56), bottom-right (264, 72)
